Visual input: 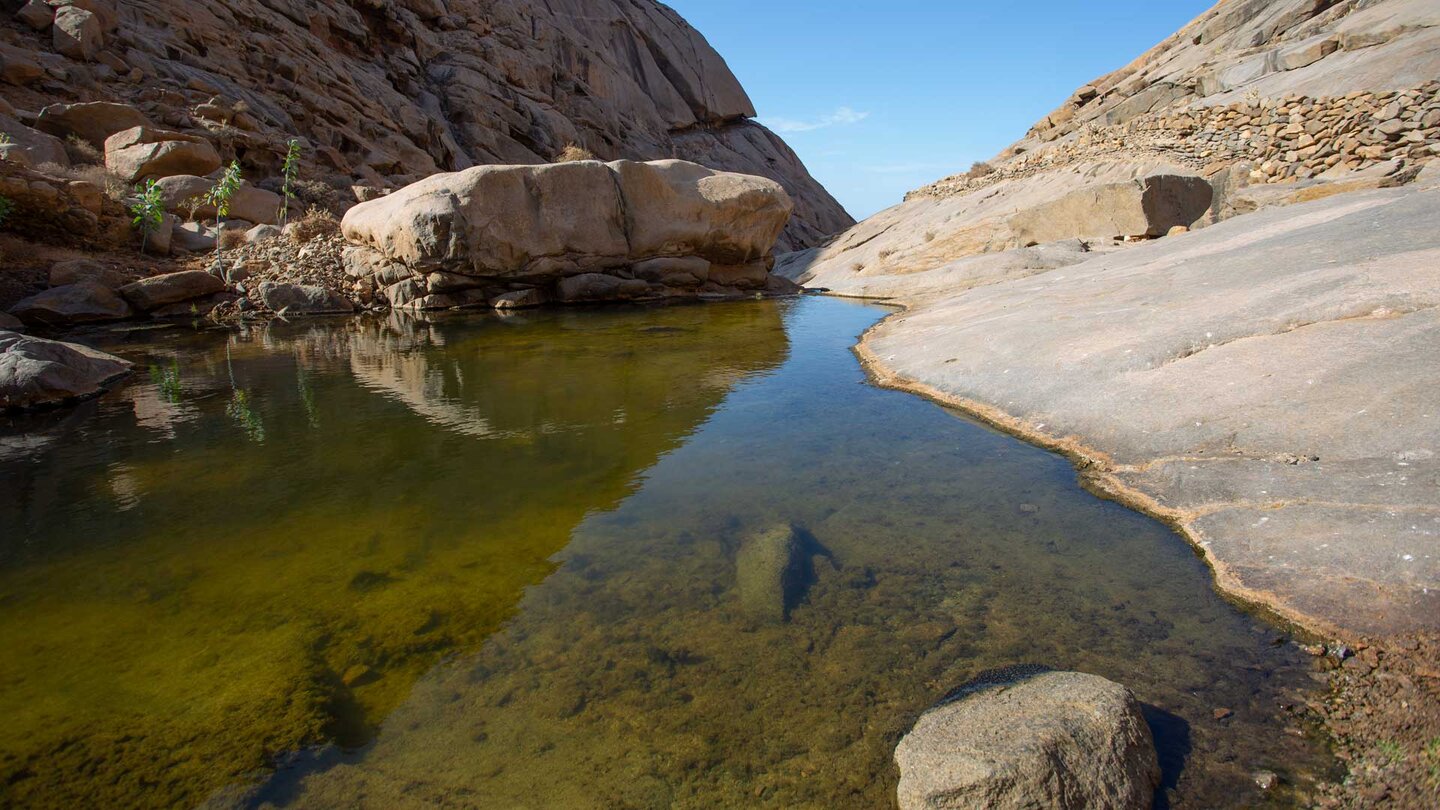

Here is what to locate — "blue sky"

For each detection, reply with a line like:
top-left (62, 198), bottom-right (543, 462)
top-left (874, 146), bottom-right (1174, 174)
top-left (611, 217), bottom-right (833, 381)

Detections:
top-left (666, 1), bottom-right (1214, 219)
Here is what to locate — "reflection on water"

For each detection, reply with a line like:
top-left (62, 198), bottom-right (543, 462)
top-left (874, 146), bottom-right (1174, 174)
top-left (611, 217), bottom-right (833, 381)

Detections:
top-left (0, 299), bottom-right (1331, 809)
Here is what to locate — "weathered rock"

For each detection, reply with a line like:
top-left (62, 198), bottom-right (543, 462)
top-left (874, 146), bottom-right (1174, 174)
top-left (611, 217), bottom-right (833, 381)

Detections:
top-left (895, 670), bottom-right (1160, 810)
top-left (153, 175), bottom-right (281, 224)
top-left (342, 160), bottom-right (792, 304)
top-left (52, 5), bottom-right (102, 61)
top-left (0, 113), bottom-right (69, 168)
top-left (1009, 173), bottom-right (1213, 244)
top-left (118, 270), bottom-right (226, 311)
top-left (171, 221), bottom-right (216, 252)
top-left (104, 126), bottom-right (221, 182)
top-left (490, 288), bottom-right (547, 309)
top-left (0, 312), bottom-right (25, 332)
top-left (48, 258), bottom-right (127, 288)
top-left (9, 281), bottom-right (132, 326)
top-left (36, 101), bottom-right (151, 149)
top-left (554, 273), bottom-right (650, 303)
top-left (0, 331), bottom-right (131, 410)
top-left (15, 0), bottom-right (53, 31)
top-left (145, 214), bottom-right (175, 255)
top-left (255, 281), bottom-right (354, 315)
top-left (0, 42), bottom-right (44, 85)
top-left (245, 224), bottom-right (281, 243)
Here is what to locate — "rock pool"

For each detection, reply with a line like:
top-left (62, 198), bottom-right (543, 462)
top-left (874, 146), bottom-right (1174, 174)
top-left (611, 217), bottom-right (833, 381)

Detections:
top-left (0, 297), bottom-right (1333, 808)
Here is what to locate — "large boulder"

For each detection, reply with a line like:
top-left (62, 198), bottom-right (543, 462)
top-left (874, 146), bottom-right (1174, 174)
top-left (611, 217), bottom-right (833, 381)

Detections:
top-left (1008, 173), bottom-right (1213, 245)
top-left (52, 5), bottom-right (103, 61)
top-left (155, 175), bottom-right (281, 224)
top-left (118, 269), bottom-right (226, 311)
top-left (255, 282), bottom-right (354, 315)
top-left (341, 159), bottom-right (792, 304)
top-left (37, 101), bottom-right (152, 149)
top-left (104, 126), bottom-right (220, 183)
top-left (0, 113), bottom-right (69, 168)
top-left (9, 282), bottom-right (132, 326)
top-left (895, 670), bottom-right (1160, 810)
top-left (0, 331), bottom-right (131, 410)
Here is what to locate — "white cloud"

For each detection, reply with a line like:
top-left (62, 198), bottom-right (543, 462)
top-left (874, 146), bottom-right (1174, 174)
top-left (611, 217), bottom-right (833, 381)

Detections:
top-left (762, 106), bottom-right (870, 133)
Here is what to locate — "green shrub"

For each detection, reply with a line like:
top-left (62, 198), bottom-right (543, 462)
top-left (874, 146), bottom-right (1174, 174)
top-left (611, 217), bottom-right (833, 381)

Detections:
top-left (130, 179), bottom-right (166, 253)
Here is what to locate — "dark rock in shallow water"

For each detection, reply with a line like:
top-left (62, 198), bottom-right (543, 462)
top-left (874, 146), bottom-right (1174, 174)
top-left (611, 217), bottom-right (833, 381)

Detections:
top-left (896, 669), bottom-right (1160, 809)
top-left (0, 331), bottom-right (132, 410)
top-left (736, 523), bottom-right (826, 622)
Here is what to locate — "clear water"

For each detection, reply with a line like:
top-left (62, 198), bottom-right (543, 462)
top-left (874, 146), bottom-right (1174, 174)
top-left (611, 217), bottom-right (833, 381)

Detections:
top-left (0, 297), bottom-right (1331, 809)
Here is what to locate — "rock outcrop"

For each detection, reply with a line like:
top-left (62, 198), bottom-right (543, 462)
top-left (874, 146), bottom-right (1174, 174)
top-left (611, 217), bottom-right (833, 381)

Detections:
top-left (783, 0), bottom-right (1440, 644)
top-left (0, 330), bottom-right (131, 410)
top-left (895, 670), bottom-right (1160, 810)
top-left (341, 159), bottom-right (795, 308)
top-left (0, 0), bottom-right (851, 251)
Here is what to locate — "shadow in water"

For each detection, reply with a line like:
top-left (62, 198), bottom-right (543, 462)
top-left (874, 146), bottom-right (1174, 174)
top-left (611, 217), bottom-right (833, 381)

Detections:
top-left (1143, 703), bottom-right (1192, 810)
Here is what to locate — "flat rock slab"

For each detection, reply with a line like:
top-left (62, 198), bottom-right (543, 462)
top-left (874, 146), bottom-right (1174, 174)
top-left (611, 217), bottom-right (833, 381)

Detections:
top-left (119, 270), bottom-right (226, 312)
top-left (9, 281), bottom-right (133, 326)
top-left (861, 185), bottom-right (1440, 637)
top-left (0, 331), bottom-right (131, 410)
top-left (895, 670), bottom-right (1159, 810)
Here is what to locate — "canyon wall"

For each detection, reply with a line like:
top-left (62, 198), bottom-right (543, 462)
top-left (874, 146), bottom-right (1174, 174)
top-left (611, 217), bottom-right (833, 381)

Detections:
top-left (1, 0), bottom-right (852, 250)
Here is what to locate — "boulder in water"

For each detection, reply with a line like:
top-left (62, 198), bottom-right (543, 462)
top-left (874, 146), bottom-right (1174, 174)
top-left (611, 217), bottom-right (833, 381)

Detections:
top-left (896, 669), bottom-right (1160, 809)
top-left (0, 331), bottom-right (131, 410)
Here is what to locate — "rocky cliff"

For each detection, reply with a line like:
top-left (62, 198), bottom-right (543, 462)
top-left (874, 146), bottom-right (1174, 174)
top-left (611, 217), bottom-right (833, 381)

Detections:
top-left (0, 0), bottom-right (851, 251)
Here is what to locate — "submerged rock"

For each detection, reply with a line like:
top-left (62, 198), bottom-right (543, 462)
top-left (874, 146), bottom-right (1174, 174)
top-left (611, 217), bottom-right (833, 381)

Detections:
top-left (0, 331), bottom-right (131, 410)
top-left (736, 523), bottom-right (817, 622)
top-left (895, 670), bottom-right (1160, 810)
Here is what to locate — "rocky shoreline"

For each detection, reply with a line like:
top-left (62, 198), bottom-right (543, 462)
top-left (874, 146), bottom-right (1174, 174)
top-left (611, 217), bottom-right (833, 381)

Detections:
top-left (840, 212), bottom-right (1440, 806)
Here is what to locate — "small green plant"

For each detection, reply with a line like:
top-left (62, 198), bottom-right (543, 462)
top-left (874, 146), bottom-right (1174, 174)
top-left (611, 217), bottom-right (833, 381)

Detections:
top-left (1375, 739), bottom-right (1403, 765)
top-left (205, 161), bottom-right (244, 269)
top-left (129, 179), bottom-right (166, 253)
top-left (0, 196), bottom-right (13, 228)
top-left (206, 161), bottom-right (243, 222)
top-left (278, 138), bottom-right (302, 226)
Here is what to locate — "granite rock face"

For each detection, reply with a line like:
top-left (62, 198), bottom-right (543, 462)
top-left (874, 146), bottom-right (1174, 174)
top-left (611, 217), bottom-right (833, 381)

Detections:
top-left (896, 670), bottom-right (1159, 810)
top-left (341, 159), bottom-right (793, 308)
top-left (5, 0), bottom-right (850, 251)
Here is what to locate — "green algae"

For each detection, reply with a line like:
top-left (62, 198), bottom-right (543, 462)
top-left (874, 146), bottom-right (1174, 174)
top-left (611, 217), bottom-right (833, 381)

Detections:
top-left (0, 299), bottom-right (1333, 809)
top-left (0, 304), bottom-right (788, 809)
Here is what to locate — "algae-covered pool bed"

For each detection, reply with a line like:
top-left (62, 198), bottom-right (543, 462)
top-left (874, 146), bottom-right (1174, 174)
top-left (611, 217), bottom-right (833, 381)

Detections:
top-left (0, 297), bottom-right (1332, 808)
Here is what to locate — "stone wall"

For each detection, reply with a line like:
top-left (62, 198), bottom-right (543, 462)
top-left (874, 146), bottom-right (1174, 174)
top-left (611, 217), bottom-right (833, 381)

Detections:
top-left (913, 82), bottom-right (1440, 200)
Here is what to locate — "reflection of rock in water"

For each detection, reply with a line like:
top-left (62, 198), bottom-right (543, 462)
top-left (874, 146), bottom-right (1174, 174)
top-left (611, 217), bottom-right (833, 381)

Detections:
top-left (0, 304), bottom-right (790, 810)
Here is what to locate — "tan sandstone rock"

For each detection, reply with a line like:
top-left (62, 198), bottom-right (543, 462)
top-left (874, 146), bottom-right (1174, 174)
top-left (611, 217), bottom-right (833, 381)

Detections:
top-left (118, 269), bottom-right (226, 311)
top-left (37, 101), bottom-right (152, 149)
top-left (104, 126), bottom-right (221, 183)
top-left (341, 159), bottom-right (792, 306)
